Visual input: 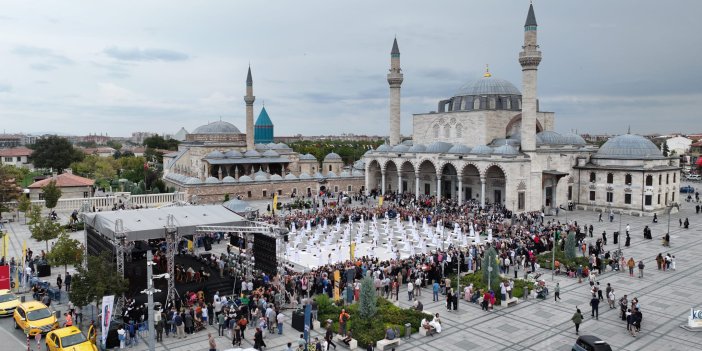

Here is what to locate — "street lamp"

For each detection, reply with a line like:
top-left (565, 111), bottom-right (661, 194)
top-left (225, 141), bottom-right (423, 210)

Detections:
top-left (551, 229), bottom-right (556, 282)
top-left (487, 265), bottom-right (493, 292)
top-left (142, 250), bottom-right (169, 351)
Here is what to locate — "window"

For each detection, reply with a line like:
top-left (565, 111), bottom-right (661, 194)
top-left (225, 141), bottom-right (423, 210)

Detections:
top-left (657, 194), bottom-right (661, 205)
top-left (262, 190), bottom-right (267, 197)
top-left (645, 175), bottom-right (653, 186)
top-left (16, 156), bottom-right (21, 162)
top-left (329, 165), bottom-right (332, 172)
top-left (658, 174), bottom-right (662, 185)
top-left (672, 192), bottom-right (675, 202)
top-left (666, 174), bottom-right (669, 184)
top-left (277, 190), bottom-right (282, 195)
top-left (606, 173), bottom-right (614, 184)
top-left (606, 192), bottom-right (613, 203)
top-left (568, 186), bottom-right (573, 201)
top-left (625, 193), bottom-right (632, 204)
top-left (673, 173), bottom-right (676, 183)
top-left (518, 192), bottom-right (525, 210)
top-left (39, 193), bottom-right (45, 200)
top-left (433, 125), bottom-right (440, 138)
top-left (292, 188), bottom-right (297, 195)
top-left (334, 186), bottom-right (339, 192)
top-left (473, 98), bottom-right (480, 110)
top-left (247, 191), bottom-right (252, 198)
top-left (645, 195), bottom-right (652, 206)
top-left (625, 174), bottom-right (632, 185)
top-left (489, 97), bottom-right (496, 109)
top-left (83, 192), bottom-right (89, 198)
top-left (589, 172), bottom-right (596, 182)
top-left (455, 124), bottom-right (463, 138)
top-left (589, 191), bottom-right (595, 201)
top-left (444, 126), bottom-right (450, 138)
top-left (3, 157), bottom-right (11, 162)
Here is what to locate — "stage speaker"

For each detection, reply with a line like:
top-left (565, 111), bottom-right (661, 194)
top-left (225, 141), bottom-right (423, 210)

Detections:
top-left (204, 237), bottom-right (212, 251)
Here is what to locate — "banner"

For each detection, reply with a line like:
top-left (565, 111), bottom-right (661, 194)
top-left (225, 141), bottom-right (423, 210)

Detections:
top-left (100, 295), bottom-right (115, 346)
top-left (333, 270), bottom-right (340, 301)
top-left (21, 240), bottom-right (26, 289)
top-left (378, 196), bottom-right (383, 207)
top-left (349, 243), bottom-right (356, 261)
top-left (272, 193), bottom-right (278, 214)
top-left (0, 265), bottom-right (9, 290)
top-left (2, 232), bottom-right (7, 258)
top-left (303, 303), bottom-right (311, 342)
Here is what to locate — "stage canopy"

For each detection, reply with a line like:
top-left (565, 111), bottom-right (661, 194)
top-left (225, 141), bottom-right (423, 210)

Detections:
top-left (83, 205), bottom-right (247, 241)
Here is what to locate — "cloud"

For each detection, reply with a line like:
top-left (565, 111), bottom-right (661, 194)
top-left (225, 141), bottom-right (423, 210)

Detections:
top-left (103, 47), bottom-right (189, 62)
top-left (0, 83), bottom-right (11, 93)
top-left (12, 45), bottom-right (74, 65)
top-left (30, 63), bottom-right (57, 71)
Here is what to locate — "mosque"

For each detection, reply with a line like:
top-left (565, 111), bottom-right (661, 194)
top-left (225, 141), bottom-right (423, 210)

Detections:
top-left (363, 4), bottom-right (681, 216)
top-left (162, 67), bottom-right (365, 203)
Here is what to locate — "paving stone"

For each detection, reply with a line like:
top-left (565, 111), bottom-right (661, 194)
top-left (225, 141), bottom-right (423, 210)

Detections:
top-left (496, 324), bottom-right (520, 333)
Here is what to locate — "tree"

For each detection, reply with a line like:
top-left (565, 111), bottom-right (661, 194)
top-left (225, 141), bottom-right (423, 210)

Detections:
top-left (47, 232), bottom-right (83, 274)
top-left (358, 276), bottom-right (377, 319)
top-left (69, 251), bottom-right (129, 308)
top-left (481, 246), bottom-right (501, 291)
top-left (42, 180), bottom-right (62, 209)
top-left (17, 195), bottom-right (31, 224)
top-left (31, 136), bottom-right (84, 172)
top-left (564, 231), bottom-right (577, 260)
top-left (224, 194), bottom-right (230, 202)
top-left (29, 207), bottom-right (64, 252)
top-left (662, 140), bottom-right (670, 157)
top-left (0, 166), bottom-right (22, 217)
top-left (143, 135), bottom-right (179, 151)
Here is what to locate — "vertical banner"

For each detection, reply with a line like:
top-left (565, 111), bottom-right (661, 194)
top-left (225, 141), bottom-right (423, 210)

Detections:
top-left (349, 243), bottom-right (356, 261)
top-left (101, 295), bottom-right (115, 346)
top-left (0, 265), bottom-right (10, 290)
top-left (21, 240), bottom-right (26, 289)
top-left (378, 196), bottom-right (384, 207)
top-left (272, 193), bottom-right (278, 214)
top-left (333, 270), bottom-right (340, 301)
top-left (2, 232), bottom-right (7, 258)
top-left (303, 303), bottom-right (311, 342)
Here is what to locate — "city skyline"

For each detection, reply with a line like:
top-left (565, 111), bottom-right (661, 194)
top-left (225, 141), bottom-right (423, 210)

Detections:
top-left (1, 0), bottom-right (701, 137)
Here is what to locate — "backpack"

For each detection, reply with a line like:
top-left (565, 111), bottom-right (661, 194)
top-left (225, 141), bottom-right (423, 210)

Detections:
top-left (638, 261), bottom-right (644, 269)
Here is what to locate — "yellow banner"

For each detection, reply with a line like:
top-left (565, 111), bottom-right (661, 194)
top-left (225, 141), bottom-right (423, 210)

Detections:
top-left (272, 193), bottom-right (278, 213)
top-left (187, 239), bottom-right (193, 252)
top-left (349, 243), bottom-right (356, 261)
top-left (2, 232), bottom-right (7, 258)
top-left (333, 270), bottom-right (341, 301)
top-left (378, 196), bottom-right (383, 207)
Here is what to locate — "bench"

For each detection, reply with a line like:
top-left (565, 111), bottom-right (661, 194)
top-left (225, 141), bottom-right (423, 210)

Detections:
top-left (500, 297), bottom-right (519, 308)
top-left (376, 338), bottom-right (401, 350)
top-left (335, 334), bottom-right (358, 350)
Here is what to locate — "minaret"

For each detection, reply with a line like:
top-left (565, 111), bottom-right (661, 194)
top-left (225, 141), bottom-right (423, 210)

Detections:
top-left (519, 3), bottom-right (542, 152)
top-left (244, 65), bottom-right (256, 150)
top-left (387, 38), bottom-right (403, 146)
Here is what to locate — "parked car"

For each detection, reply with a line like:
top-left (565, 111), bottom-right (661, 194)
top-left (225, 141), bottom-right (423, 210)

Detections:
top-left (0, 289), bottom-right (21, 317)
top-left (572, 335), bottom-right (613, 351)
top-left (45, 326), bottom-right (97, 351)
top-left (680, 185), bottom-right (695, 193)
top-left (13, 301), bottom-right (58, 336)
top-left (686, 174), bottom-right (701, 181)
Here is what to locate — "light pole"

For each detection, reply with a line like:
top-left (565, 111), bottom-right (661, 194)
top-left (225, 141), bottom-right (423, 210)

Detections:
top-left (487, 265), bottom-right (493, 292)
top-left (142, 250), bottom-right (167, 351)
top-left (551, 229), bottom-right (556, 282)
top-left (456, 250), bottom-right (461, 311)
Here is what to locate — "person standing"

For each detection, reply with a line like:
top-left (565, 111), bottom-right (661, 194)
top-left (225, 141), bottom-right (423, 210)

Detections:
top-left (638, 260), bottom-right (645, 278)
top-left (56, 274), bottom-right (63, 291)
top-left (276, 311), bottom-right (285, 335)
top-left (554, 283), bottom-right (561, 302)
top-left (253, 327), bottom-right (266, 350)
top-left (407, 281), bottom-right (414, 301)
top-left (590, 295), bottom-right (600, 320)
top-left (432, 281), bottom-right (439, 302)
top-left (339, 309), bottom-right (350, 336)
top-left (64, 272), bottom-right (71, 292)
top-left (627, 258), bottom-right (635, 277)
top-left (571, 308), bottom-right (583, 335)
top-left (208, 333), bottom-right (217, 351)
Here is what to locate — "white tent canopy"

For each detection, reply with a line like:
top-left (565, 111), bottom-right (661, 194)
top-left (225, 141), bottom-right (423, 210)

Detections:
top-left (84, 205), bottom-right (246, 241)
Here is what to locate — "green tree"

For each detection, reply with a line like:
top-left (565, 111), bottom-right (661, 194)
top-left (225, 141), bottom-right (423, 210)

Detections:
top-left (17, 195), bottom-right (31, 224)
top-left (224, 194), bottom-right (230, 202)
top-left (662, 140), bottom-right (669, 157)
top-left (106, 140), bottom-right (122, 150)
top-left (69, 251), bottom-right (129, 308)
top-left (143, 135), bottom-right (179, 151)
top-left (41, 180), bottom-right (62, 209)
top-left (481, 246), bottom-right (501, 291)
top-left (564, 231), bottom-right (577, 260)
top-left (47, 232), bottom-right (84, 274)
top-left (30, 136), bottom-right (84, 172)
top-left (0, 166), bottom-right (22, 217)
top-left (29, 209), bottom-right (64, 252)
top-left (358, 276), bottom-right (378, 319)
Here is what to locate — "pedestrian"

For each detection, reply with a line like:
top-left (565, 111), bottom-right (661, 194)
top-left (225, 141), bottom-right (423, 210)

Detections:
top-left (619, 295), bottom-right (628, 321)
top-left (407, 281), bottom-right (414, 301)
top-left (156, 314), bottom-right (164, 342)
top-left (64, 272), bottom-right (71, 292)
top-left (608, 289), bottom-right (616, 309)
top-left (325, 321), bottom-right (337, 350)
top-left (554, 283), bottom-right (561, 302)
top-left (277, 311), bottom-right (285, 335)
top-left (217, 311), bottom-right (226, 336)
top-left (590, 295), bottom-right (599, 320)
top-left (638, 260), bottom-right (645, 278)
top-left (117, 325), bottom-right (126, 349)
top-left (35, 331), bottom-right (41, 348)
top-left (254, 327), bottom-right (266, 350)
top-left (432, 281), bottom-right (439, 302)
top-left (596, 282), bottom-right (604, 302)
top-left (56, 274), bottom-right (63, 291)
top-left (571, 308), bottom-right (583, 335)
top-left (339, 309), bottom-right (350, 336)
top-left (627, 257), bottom-right (635, 277)
top-left (208, 333), bottom-right (217, 351)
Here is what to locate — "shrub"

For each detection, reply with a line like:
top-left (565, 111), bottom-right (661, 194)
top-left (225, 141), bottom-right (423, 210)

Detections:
top-left (564, 231), bottom-right (577, 260)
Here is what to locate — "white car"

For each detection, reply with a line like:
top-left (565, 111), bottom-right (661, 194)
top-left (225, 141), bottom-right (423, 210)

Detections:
top-left (686, 174), bottom-right (701, 181)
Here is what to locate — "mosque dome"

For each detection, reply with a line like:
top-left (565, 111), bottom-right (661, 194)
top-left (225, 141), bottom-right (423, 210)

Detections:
top-left (364, 149), bottom-right (374, 155)
top-left (244, 149), bottom-right (261, 158)
top-left (562, 132), bottom-right (587, 146)
top-left (375, 144), bottom-right (392, 152)
top-left (205, 176), bottom-right (221, 184)
top-left (326, 171), bottom-right (338, 178)
top-left (192, 121), bottom-right (241, 134)
top-left (276, 142), bottom-right (290, 149)
top-left (313, 172), bottom-right (324, 179)
top-left (299, 172), bottom-right (312, 180)
top-left (448, 144), bottom-right (471, 154)
top-left (352, 169), bottom-right (364, 177)
top-left (238, 175), bottom-right (253, 182)
top-left (300, 153), bottom-right (317, 161)
top-left (471, 145), bottom-right (493, 155)
top-left (269, 174), bottom-right (283, 181)
top-left (224, 150), bottom-right (243, 158)
top-left (594, 134), bottom-right (664, 159)
top-left (493, 144), bottom-right (519, 155)
top-left (425, 141), bottom-right (453, 154)
top-left (262, 150), bottom-right (279, 158)
top-left (266, 142), bottom-right (280, 149)
top-left (324, 152), bottom-right (342, 161)
top-left (222, 176), bottom-right (237, 183)
top-left (255, 143), bottom-right (269, 150)
top-left (401, 140), bottom-right (413, 146)
top-left (407, 144), bottom-right (426, 153)
top-left (392, 144), bottom-right (410, 152)
top-left (284, 173), bottom-right (298, 180)
top-left (185, 177), bottom-right (201, 185)
top-left (353, 160), bottom-right (365, 170)
top-left (206, 150), bottom-right (225, 158)
top-left (455, 74), bottom-right (521, 97)
top-left (340, 170), bottom-right (351, 177)
top-left (536, 131), bottom-right (567, 145)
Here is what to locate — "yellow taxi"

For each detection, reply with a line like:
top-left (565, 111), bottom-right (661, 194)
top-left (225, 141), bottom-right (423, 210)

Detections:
top-left (46, 326), bottom-right (97, 351)
top-left (13, 301), bottom-right (59, 336)
top-left (0, 289), bottom-right (21, 316)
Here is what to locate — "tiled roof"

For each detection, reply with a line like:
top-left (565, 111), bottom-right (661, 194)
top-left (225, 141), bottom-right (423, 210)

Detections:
top-left (28, 173), bottom-right (94, 188)
top-left (0, 147), bottom-right (33, 157)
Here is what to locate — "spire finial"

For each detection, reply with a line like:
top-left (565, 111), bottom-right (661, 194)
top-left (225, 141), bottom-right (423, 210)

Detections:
top-left (483, 64), bottom-right (491, 78)
top-left (246, 64), bottom-right (253, 86)
top-left (525, 2), bottom-right (537, 27)
top-left (391, 37), bottom-right (400, 56)
top-left (628, 125), bottom-right (631, 134)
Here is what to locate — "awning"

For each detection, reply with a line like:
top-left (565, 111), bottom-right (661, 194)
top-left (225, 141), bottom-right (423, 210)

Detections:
top-left (205, 157), bottom-right (290, 165)
top-left (542, 170), bottom-right (569, 176)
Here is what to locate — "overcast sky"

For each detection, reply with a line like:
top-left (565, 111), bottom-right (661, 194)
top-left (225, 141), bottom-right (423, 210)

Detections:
top-left (1, 0), bottom-right (700, 138)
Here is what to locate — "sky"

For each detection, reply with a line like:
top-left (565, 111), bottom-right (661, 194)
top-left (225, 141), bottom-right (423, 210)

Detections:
top-left (1, 0), bottom-right (701, 138)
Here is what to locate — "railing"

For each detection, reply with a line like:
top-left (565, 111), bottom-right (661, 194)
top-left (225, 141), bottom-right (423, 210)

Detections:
top-left (26, 192), bottom-right (186, 212)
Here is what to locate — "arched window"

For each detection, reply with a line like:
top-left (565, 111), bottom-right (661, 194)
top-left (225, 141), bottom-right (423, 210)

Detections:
top-left (625, 174), bottom-right (632, 185)
top-left (666, 174), bottom-right (669, 184)
top-left (673, 172), bottom-right (676, 183)
top-left (455, 124), bottom-right (463, 138)
top-left (658, 174), bottom-right (662, 185)
top-left (329, 165), bottom-right (332, 172)
top-left (444, 125), bottom-right (450, 138)
top-left (646, 175), bottom-right (653, 186)
top-left (473, 98), bottom-right (480, 110)
top-left (607, 173), bottom-right (614, 184)
top-left (589, 172), bottom-right (596, 183)
top-left (489, 97), bottom-right (496, 109)
top-left (433, 124), bottom-right (440, 138)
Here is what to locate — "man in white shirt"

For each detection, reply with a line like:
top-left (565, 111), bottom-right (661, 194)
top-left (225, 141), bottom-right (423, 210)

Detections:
top-left (407, 282), bottom-right (414, 301)
top-left (276, 311), bottom-right (285, 335)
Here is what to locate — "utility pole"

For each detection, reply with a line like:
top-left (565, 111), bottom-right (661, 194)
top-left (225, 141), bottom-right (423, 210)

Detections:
top-left (456, 250), bottom-right (461, 311)
top-left (551, 229), bottom-right (556, 282)
top-left (142, 250), bottom-right (160, 351)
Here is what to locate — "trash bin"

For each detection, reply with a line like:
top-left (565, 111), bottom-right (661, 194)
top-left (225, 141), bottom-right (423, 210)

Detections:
top-left (55, 310), bottom-right (61, 320)
top-left (405, 323), bottom-right (412, 339)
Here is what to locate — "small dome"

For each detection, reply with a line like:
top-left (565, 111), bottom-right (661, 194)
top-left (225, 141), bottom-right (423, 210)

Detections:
top-left (364, 149), bottom-right (374, 155)
top-left (448, 144), bottom-right (471, 154)
top-left (185, 177), bottom-right (201, 185)
top-left (238, 175), bottom-right (253, 182)
top-left (276, 142), bottom-right (290, 149)
top-left (471, 145), bottom-right (493, 155)
top-left (425, 141), bottom-right (453, 153)
top-left (562, 132), bottom-right (587, 146)
top-left (300, 153), bottom-right (317, 161)
top-left (270, 174), bottom-right (283, 181)
top-left (266, 142), bottom-right (280, 149)
top-left (324, 152), bottom-right (342, 161)
top-left (224, 150), bottom-right (243, 158)
top-left (401, 140), bottom-right (413, 146)
top-left (407, 144), bottom-right (426, 153)
top-left (352, 169), bottom-right (364, 177)
top-left (284, 173), bottom-right (298, 180)
top-left (353, 160), bottom-right (365, 170)
top-left (222, 176), bottom-right (237, 183)
top-left (340, 170), bottom-right (351, 177)
top-left (326, 171), bottom-right (338, 178)
top-left (313, 172), bottom-right (324, 179)
top-left (244, 149), bottom-right (261, 158)
top-left (491, 138), bottom-right (520, 147)
top-left (206, 150), bottom-right (225, 158)
top-left (192, 121), bottom-right (241, 134)
top-left (255, 143), bottom-right (269, 150)
top-left (455, 75), bottom-right (521, 96)
top-left (262, 150), bottom-right (279, 158)
top-left (392, 144), bottom-right (410, 152)
top-left (493, 145), bottom-right (519, 155)
top-left (536, 131), bottom-right (567, 145)
top-left (205, 176), bottom-right (221, 184)
top-left (595, 134), bottom-right (664, 159)
top-left (299, 172), bottom-right (312, 180)
top-left (375, 144), bottom-right (392, 152)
